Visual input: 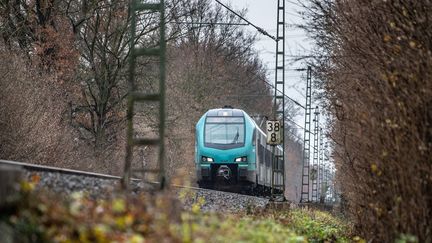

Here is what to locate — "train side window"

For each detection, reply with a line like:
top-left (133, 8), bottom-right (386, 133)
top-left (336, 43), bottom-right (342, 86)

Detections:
top-left (252, 128), bottom-right (256, 146)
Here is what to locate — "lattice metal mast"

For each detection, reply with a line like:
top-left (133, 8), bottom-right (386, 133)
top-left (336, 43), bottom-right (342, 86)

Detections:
top-left (300, 66), bottom-right (312, 202)
top-left (324, 164), bottom-right (328, 203)
top-left (323, 141), bottom-right (329, 203)
top-left (270, 0), bottom-right (286, 201)
top-left (311, 106), bottom-right (319, 202)
top-left (318, 127), bottom-right (324, 202)
top-left (327, 166), bottom-right (334, 202)
top-left (331, 169), bottom-right (336, 202)
top-left (122, 0), bottom-right (166, 189)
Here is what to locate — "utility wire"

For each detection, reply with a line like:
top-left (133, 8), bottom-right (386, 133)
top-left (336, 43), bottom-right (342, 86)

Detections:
top-left (214, 0), bottom-right (277, 41)
top-left (242, 69), bottom-right (306, 110)
top-left (287, 129), bottom-right (304, 142)
top-left (251, 114), bottom-right (304, 140)
top-left (250, 113), bottom-right (305, 132)
top-left (212, 1), bottom-right (308, 122)
top-left (285, 116), bottom-right (305, 130)
top-left (222, 94), bottom-right (306, 130)
top-left (210, 1), bottom-right (306, 109)
top-left (170, 21), bottom-right (248, 26)
top-left (262, 78), bottom-right (305, 110)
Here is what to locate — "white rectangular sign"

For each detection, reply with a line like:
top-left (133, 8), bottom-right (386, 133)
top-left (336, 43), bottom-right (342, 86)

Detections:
top-left (266, 120), bottom-right (282, 145)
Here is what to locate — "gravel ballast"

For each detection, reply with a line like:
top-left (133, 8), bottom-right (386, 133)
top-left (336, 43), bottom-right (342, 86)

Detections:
top-left (22, 170), bottom-right (270, 212)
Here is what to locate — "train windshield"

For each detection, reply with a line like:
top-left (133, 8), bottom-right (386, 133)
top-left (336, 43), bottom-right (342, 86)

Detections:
top-left (204, 117), bottom-right (245, 149)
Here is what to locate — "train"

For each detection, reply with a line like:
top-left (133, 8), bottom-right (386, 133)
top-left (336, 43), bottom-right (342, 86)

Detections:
top-left (195, 106), bottom-right (283, 193)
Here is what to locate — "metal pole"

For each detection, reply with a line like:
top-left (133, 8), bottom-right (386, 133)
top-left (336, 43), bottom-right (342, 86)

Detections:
top-left (122, 0), bottom-right (166, 190)
top-left (311, 106), bottom-right (319, 202)
top-left (271, 0), bottom-right (286, 201)
top-left (318, 127), bottom-right (324, 203)
top-left (300, 66), bottom-right (312, 202)
top-left (323, 141), bottom-right (329, 203)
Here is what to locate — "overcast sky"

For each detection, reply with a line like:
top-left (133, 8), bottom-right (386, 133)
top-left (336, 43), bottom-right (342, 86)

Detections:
top-left (218, 0), bottom-right (315, 135)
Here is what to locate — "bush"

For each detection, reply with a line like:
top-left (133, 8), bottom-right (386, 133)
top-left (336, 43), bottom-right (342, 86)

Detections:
top-left (1, 177), bottom-right (353, 242)
top-left (303, 0), bottom-right (432, 241)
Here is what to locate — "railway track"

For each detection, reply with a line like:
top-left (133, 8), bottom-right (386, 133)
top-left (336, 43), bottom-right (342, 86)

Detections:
top-left (0, 159), bottom-right (272, 212)
top-left (0, 159), bottom-right (122, 180)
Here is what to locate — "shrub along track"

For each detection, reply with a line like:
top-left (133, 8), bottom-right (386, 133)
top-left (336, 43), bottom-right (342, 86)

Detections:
top-left (0, 159), bottom-right (270, 212)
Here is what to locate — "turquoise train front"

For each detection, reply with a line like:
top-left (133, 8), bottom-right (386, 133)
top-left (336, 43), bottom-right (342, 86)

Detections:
top-left (195, 107), bottom-right (284, 191)
top-left (195, 107), bottom-right (257, 187)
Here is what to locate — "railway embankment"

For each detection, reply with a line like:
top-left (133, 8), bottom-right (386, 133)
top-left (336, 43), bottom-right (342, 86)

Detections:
top-left (0, 160), bottom-right (353, 242)
top-left (0, 160), bottom-right (270, 212)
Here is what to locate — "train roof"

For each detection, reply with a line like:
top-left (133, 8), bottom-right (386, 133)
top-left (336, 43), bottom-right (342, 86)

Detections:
top-left (206, 108), bottom-right (244, 117)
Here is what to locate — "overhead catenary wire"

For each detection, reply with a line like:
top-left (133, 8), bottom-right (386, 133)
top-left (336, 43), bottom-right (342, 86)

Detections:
top-left (286, 128), bottom-right (304, 142)
top-left (170, 21), bottom-right (249, 26)
top-left (225, 99), bottom-right (325, 136)
top-left (250, 115), bottom-right (304, 139)
top-left (262, 78), bottom-right (305, 110)
top-left (208, 1), bottom-right (307, 111)
top-left (285, 116), bottom-right (305, 130)
top-left (214, 0), bottom-right (277, 41)
top-left (209, 1), bottom-right (323, 143)
top-left (241, 68), bottom-right (306, 110)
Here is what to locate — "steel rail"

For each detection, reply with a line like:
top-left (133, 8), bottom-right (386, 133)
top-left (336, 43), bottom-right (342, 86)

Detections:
top-left (0, 159), bottom-right (335, 205)
top-left (0, 159), bottom-right (123, 180)
top-left (0, 159), bottom-right (215, 192)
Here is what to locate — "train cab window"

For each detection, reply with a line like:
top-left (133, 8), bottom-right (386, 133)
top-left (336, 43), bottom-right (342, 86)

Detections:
top-left (204, 116), bottom-right (245, 149)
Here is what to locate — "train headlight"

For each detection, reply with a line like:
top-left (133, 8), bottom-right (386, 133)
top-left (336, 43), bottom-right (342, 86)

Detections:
top-left (235, 156), bottom-right (247, 162)
top-left (201, 156), bottom-right (214, 162)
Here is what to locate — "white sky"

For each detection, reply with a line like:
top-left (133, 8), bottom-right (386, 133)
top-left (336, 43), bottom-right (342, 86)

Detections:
top-left (220, 0), bottom-right (315, 136)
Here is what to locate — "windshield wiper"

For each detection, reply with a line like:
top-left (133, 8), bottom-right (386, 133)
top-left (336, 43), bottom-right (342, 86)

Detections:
top-left (232, 130), bottom-right (239, 144)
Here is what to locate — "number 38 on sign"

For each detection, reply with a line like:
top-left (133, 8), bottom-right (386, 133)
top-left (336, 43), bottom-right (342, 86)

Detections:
top-left (266, 120), bottom-right (283, 145)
